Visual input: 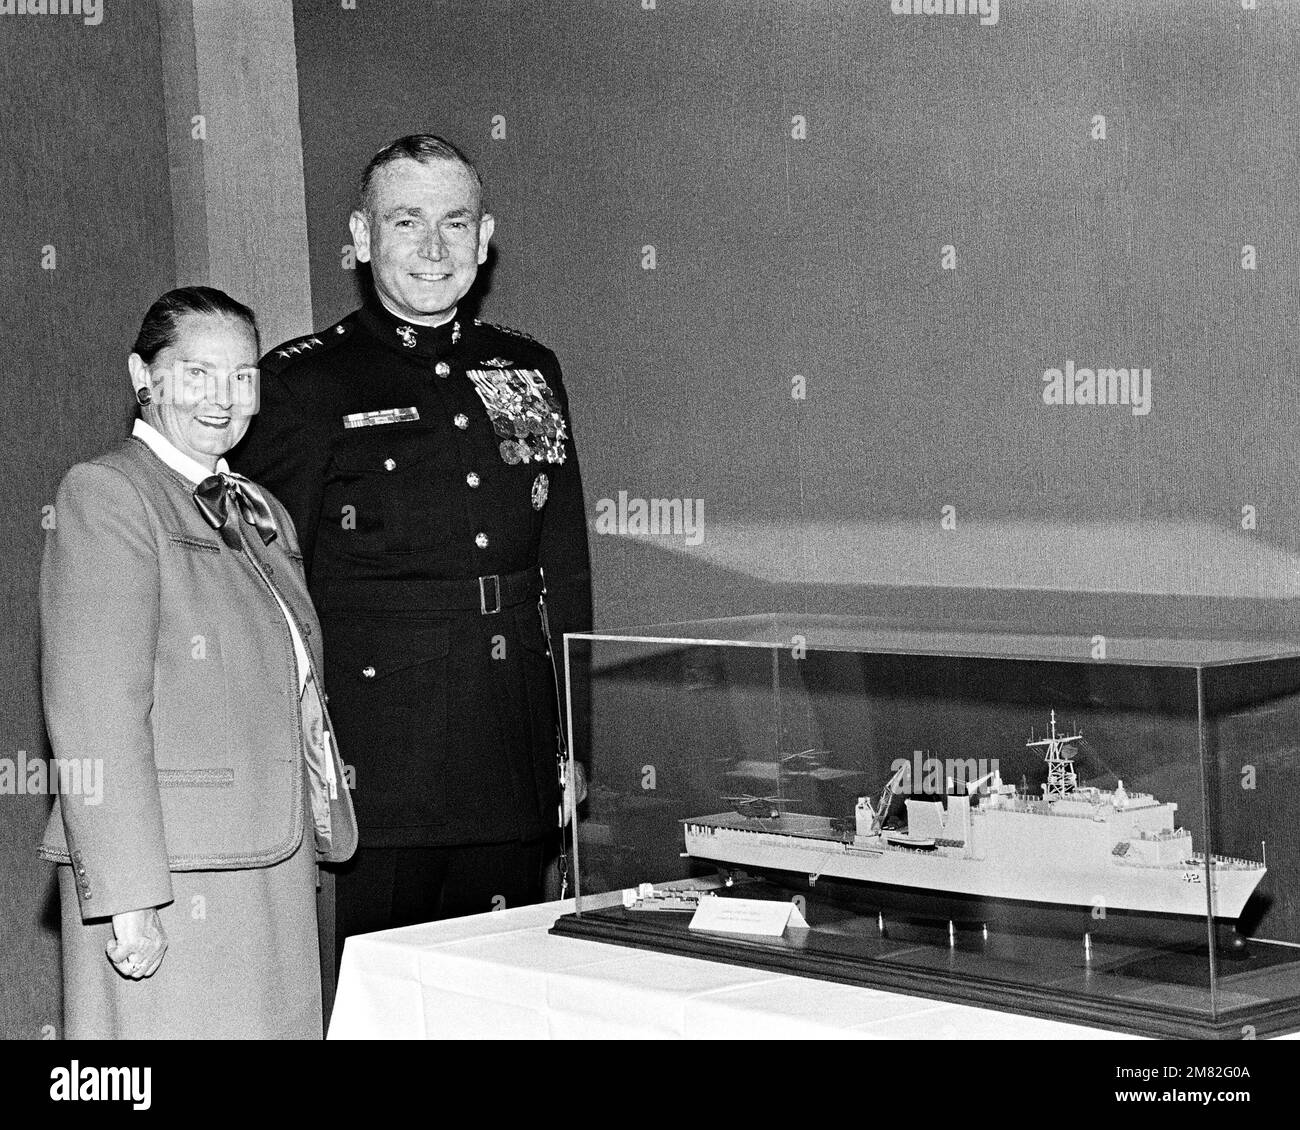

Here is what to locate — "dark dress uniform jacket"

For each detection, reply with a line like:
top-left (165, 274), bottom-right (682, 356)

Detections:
top-left (232, 302), bottom-right (592, 848)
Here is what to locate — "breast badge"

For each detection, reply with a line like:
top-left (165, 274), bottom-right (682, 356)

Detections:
top-left (531, 473), bottom-right (549, 510)
top-left (466, 368), bottom-right (568, 465)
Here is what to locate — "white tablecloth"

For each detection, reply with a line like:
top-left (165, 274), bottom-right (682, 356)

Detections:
top-left (327, 895), bottom-right (1138, 1040)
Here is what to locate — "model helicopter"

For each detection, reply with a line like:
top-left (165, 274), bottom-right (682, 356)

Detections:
top-left (778, 749), bottom-right (827, 774)
top-left (722, 794), bottom-right (801, 820)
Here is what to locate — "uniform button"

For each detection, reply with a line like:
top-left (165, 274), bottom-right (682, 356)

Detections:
top-left (335, 325), bottom-right (346, 334)
top-left (362, 666), bottom-right (376, 678)
top-left (383, 458), bottom-right (397, 471)
top-left (435, 361), bottom-right (451, 377)
top-left (475, 532), bottom-right (489, 549)
top-left (466, 472), bottom-right (481, 488)
top-left (454, 414), bottom-right (469, 430)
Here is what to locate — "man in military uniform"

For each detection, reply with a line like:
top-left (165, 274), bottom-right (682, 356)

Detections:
top-left (232, 135), bottom-right (590, 954)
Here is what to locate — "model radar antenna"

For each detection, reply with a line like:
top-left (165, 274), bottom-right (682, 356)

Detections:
top-left (1026, 709), bottom-right (1083, 800)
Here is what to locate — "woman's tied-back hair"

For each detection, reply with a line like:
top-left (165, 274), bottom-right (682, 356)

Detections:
top-left (132, 286), bottom-right (258, 363)
top-left (358, 134), bottom-right (484, 218)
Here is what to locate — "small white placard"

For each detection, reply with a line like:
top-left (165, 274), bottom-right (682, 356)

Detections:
top-left (688, 897), bottom-right (808, 937)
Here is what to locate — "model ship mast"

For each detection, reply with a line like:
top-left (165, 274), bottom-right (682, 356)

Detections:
top-left (1026, 709), bottom-right (1082, 800)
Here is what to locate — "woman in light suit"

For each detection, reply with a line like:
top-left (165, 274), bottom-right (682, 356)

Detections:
top-left (39, 287), bottom-right (356, 1039)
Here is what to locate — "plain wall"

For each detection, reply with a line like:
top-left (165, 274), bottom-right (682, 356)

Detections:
top-left (291, 0), bottom-right (1300, 637)
top-left (0, 5), bottom-right (177, 1038)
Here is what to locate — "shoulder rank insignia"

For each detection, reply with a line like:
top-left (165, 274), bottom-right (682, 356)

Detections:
top-left (465, 367), bottom-right (568, 465)
top-left (262, 317), bottom-right (353, 375)
top-left (474, 318), bottom-right (542, 348)
top-left (276, 336), bottom-right (323, 360)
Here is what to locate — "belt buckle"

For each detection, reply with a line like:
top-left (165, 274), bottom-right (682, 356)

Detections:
top-left (479, 574), bottom-right (502, 615)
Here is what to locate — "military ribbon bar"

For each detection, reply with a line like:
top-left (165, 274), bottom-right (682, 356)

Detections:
top-left (341, 407), bottom-right (421, 429)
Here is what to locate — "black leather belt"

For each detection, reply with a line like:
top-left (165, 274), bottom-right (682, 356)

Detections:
top-left (315, 566), bottom-right (544, 616)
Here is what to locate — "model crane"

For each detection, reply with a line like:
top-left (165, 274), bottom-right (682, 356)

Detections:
top-left (858, 763), bottom-right (909, 835)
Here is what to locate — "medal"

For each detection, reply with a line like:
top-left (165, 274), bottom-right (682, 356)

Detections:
top-left (467, 368), bottom-right (570, 466)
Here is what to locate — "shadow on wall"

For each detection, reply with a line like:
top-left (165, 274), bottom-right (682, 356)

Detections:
top-left (590, 518), bottom-right (1300, 639)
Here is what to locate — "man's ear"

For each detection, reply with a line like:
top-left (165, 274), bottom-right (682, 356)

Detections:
top-left (476, 213), bottom-right (495, 266)
top-left (349, 211), bottom-right (372, 263)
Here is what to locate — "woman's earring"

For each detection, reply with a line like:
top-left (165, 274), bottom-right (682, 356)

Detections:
top-left (135, 386), bottom-right (152, 406)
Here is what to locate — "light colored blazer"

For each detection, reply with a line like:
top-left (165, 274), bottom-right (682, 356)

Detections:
top-left (38, 436), bottom-right (357, 921)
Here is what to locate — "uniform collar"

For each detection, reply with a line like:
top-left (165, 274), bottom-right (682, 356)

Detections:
top-left (132, 418), bottom-right (229, 486)
top-left (356, 297), bottom-right (462, 359)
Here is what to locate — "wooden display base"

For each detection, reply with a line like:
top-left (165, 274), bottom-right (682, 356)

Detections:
top-left (550, 879), bottom-right (1300, 1039)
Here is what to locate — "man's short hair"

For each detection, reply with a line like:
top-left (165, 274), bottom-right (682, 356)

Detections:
top-left (358, 134), bottom-right (485, 217)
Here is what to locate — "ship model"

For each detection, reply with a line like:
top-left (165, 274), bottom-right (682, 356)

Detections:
top-left (683, 712), bottom-right (1267, 920)
top-left (622, 882), bottom-right (716, 913)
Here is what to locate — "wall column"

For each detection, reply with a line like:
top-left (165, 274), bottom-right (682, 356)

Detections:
top-left (156, 0), bottom-right (332, 1019)
top-left (158, 0), bottom-right (313, 348)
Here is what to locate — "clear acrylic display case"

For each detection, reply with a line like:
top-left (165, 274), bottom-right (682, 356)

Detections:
top-left (551, 614), bottom-right (1300, 1038)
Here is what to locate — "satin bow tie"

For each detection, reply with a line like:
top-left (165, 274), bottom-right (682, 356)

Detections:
top-left (193, 472), bottom-right (278, 548)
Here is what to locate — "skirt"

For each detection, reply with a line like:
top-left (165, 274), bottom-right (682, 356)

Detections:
top-left (57, 805), bottom-right (322, 1040)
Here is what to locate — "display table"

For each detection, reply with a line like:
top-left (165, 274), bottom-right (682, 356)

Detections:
top-left (327, 894), bottom-right (1138, 1039)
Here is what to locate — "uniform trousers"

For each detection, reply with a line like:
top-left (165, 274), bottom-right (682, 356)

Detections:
top-left (332, 838), bottom-right (547, 970)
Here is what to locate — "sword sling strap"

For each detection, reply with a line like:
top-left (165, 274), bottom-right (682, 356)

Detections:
top-left (535, 567), bottom-right (573, 900)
